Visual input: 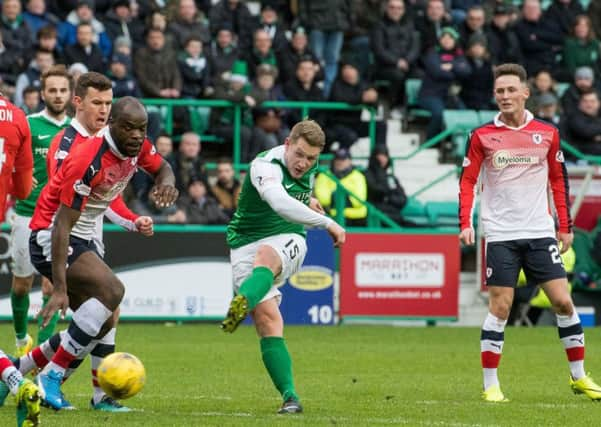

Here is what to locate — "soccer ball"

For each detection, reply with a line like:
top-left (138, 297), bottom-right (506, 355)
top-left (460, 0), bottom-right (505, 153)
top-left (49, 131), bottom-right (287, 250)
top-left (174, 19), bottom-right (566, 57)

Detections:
top-left (97, 352), bottom-right (146, 399)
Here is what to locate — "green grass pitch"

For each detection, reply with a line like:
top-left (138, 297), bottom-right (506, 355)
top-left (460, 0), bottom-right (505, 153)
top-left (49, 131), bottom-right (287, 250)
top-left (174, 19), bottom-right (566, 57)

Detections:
top-left (0, 323), bottom-right (600, 426)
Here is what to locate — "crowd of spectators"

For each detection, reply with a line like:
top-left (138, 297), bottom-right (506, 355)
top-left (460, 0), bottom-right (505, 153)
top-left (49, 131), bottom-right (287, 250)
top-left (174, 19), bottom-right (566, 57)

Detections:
top-left (2, 0), bottom-right (601, 225)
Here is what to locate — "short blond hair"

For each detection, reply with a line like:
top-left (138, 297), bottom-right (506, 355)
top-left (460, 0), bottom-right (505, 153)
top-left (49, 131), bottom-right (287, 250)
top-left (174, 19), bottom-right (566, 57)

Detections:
top-left (289, 119), bottom-right (325, 149)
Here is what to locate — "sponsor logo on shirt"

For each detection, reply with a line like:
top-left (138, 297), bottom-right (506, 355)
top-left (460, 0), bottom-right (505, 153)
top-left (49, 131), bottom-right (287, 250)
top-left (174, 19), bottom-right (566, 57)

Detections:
top-left (73, 179), bottom-right (91, 196)
top-left (492, 150), bottom-right (539, 169)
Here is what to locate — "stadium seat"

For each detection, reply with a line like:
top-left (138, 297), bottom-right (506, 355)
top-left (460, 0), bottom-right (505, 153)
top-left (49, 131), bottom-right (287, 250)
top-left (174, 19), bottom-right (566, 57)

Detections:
top-left (401, 198), bottom-right (430, 225)
top-left (443, 110), bottom-right (480, 160)
top-left (424, 201), bottom-right (459, 226)
top-left (189, 106), bottom-right (211, 135)
top-left (478, 110), bottom-right (497, 125)
top-left (556, 83), bottom-right (570, 98)
top-left (404, 79), bottom-right (431, 129)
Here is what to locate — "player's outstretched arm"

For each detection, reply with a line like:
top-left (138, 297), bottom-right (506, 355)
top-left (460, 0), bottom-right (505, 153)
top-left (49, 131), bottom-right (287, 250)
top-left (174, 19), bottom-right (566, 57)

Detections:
top-left (41, 204), bottom-right (80, 326)
top-left (327, 221), bottom-right (346, 247)
top-left (148, 159), bottom-right (178, 209)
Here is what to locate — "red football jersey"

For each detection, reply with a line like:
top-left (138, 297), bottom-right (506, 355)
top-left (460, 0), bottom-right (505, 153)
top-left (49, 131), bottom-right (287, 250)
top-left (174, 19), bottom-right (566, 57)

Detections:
top-left (48, 121), bottom-right (140, 228)
top-left (0, 97), bottom-right (32, 222)
top-left (459, 111), bottom-right (572, 242)
top-left (31, 130), bottom-right (162, 240)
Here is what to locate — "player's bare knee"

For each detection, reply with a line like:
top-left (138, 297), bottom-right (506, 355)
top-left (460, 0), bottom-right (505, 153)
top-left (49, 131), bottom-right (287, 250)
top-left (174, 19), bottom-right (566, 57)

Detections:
top-left (254, 245), bottom-right (281, 274)
top-left (103, 279), bottom-right (125, 310)
top-left (553, 298), bottom-right (574, 316)
top-left (12, 276), bottom-right (33, 295)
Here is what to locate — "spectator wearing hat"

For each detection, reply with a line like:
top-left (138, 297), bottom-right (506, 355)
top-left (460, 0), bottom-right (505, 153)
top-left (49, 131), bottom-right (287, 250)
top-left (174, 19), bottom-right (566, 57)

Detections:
top-left (418, 27), bottom-right (471, 139)
top-left (328, 59), bottom-right (387, 150)
top-left (277, 26), bottom-right (322, 84)
top-left (178, 35), bottom-right (213, 98)
top-left (365, 145), bottom-right (411, 226)
top-left (167, 0), bottom-right (211, 50)
top-left (298, 0), bottom-right (352, 97)
top-left (562, 89), bottom-right (601, 156)
top-left (535, 92), bottom-right (561, 125)
top-left (314, 148), bottom-right (368, 226)
top-left (247, 63), bottom-right (287, 160)
top-left (108, 52), bottom-right (140, 97)
top-left (177, 176), bottom-right (229, 224)
top-left (283, 56), bottom-right (325, 127)
top-left (58, 0), bottom-right (112, 60)
top-left (371, 0), bottom-right (420, 112)
top-left (561, 66), bottom-right (601, 113)
top-left (22, 0), bottom-right (60, 37)
top-left (460, 33), bottom-right (494, 110)
top-left (457, 5), bottom-right (486, 47)
top-left (64, 22), bottom-right (106, 72)
top-left (250, 3), bottom-right (288, 53)
top-left (1, 0), bottom-right (34, 59)
top-left (102, 0), bottom-right (145, 50)
top-left (485, 3), bottom-right (522, 65)
top-left (113, 35), bottom-right (131, 56)
top-left (209, 60), bottom-right (254, 159)
top-left (209, 0), bottom-right (254, 50)
top-left (414, 0), bottom-right (454, 55)
top-left (562, 15), bottom-right (601, 80)
top-left (210, 157), bottom-right (242, 220)
top-left (348, 0), bottom-right (384, 79)
top-left (134, 27), bottom-right (182, 98)
top-left (515, 0), bottom-right (563, 77)
top-left (244, 28), bottom-right (279, 81)
top-left (208, 25), bottom-right (240, 83)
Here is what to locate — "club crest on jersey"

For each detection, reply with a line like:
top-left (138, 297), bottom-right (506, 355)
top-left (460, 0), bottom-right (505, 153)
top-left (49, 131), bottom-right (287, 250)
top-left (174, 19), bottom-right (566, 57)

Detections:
top-left (73, 179), bottom-right (91, 196)
top-left (150, 145), bottom-right (157, 155)
top-left (462, 157), bottom-right (471, 167)
top-left (556, 150), bottom-right (565, 163)
top-left (532, 133), bottom-right (543, 144)
top-left (486, 267), bottom-right (493, 278)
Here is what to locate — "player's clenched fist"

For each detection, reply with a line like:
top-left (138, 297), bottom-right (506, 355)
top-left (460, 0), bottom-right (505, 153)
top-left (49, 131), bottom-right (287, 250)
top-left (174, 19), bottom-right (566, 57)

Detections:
top-left (459, 227), bottom-right (475, 246)
top-left (135, 216), bottom-right (154, 236)
top-left (327, 221), bottom-right (346, 247)
top-left (149, 184), bottom-right (178, 208)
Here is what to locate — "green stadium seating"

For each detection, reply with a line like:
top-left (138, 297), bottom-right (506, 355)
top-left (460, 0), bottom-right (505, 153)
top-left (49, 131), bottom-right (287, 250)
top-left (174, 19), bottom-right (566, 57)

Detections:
top-left (424, 201), bottom-right (459, 226)
top-left (443, 109), bottom-right (480, 160)
top-left (556, 82), bottom-right (570, 98)
top-left (401, 198), bottom-right (430, 225)
top-left (189, 106), bottom-right (211, 135)
top-left (478, 110), bottom-right (497, 124)
top-left (404, 79), bottom-right (432, 126)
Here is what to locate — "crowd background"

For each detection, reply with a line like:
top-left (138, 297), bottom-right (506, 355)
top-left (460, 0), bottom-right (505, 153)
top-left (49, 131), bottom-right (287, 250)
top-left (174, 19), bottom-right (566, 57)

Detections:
top-left (2, 0), bottom-right (601, 226)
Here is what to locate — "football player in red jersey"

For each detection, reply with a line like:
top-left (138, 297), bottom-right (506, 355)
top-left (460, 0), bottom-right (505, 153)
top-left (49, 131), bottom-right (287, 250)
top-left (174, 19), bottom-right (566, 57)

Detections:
top-left (29, 97), bottom-right (177, 411)
top-left (0, 94), bottom-right (32, 222)
top-left (459, 63), bottom-right (601, 402)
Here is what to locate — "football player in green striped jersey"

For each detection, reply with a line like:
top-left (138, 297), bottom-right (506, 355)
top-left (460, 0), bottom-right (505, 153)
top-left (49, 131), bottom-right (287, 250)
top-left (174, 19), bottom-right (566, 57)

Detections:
top-left (10, 65), bottom-right (71, 356)
top-left (222, 120), bottom-right (345, 413)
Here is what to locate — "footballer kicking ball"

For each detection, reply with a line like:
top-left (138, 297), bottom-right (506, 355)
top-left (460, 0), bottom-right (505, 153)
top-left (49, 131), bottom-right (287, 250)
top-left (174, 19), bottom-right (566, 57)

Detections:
top-left (97, 352), bottom-right (146, 399)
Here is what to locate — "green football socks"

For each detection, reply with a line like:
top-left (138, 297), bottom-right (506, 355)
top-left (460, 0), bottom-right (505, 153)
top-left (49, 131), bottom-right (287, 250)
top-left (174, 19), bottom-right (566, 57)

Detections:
top-left (37, 296), bottom-right (59, 344)
top-left (260, 337), bottom-right (299, 402)
top-left (238, 266), bottom-right (274, 310)
top-left (11, 290), bottom-right (29, 340)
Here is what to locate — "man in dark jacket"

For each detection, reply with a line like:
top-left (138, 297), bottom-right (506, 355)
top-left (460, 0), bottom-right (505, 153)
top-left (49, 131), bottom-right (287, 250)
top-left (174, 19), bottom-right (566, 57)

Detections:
top-left (178, 36), bottom-right (212, 98)
top-left (244, 28), bottom-right (279, 81)
top-left (177, 176), bottom-right (229, 224)
top-left (485, 4), bottom-right (522, 65)
top-left (283, 56), bottom-right (325, 126)
top-left (298, 0), bottom-right (351, 96)
top-left (167, 0), bottom-right (211, 49)
top-left (371, 0), bottom-right (420, 109)
top-left (102, 0), bottom-right (145, 50)
top-left (134, 28), bottom-right (182, 98)
top-left (365, 145), bottom-right (410, 225)
top-left (328, 60), bottom-right (387, 149)
top-left (210, 158), bottom-right (241, 220)
top-left (348, 0), bottom-right (384, 78)
top-left (0, 0), bottom-right (34, 60)
top-left (249, 4), bottom-right (288, 53)
top-left (544, 0), bottom-right (584, 37)
top-left (563, 89), bottom-right (601, 156)
top-left (64, 22), bottom-right (105, 73)
top-left (560, 66), bottom-right (601, 113)
top-left (514, 0), bottom-right (563, 77)
top-left (209, 25), bottom-right (239, 83)
top-left (276, 26), bottom-right (322, 84)
top-left (457, 5), bottom-right (486, 47)
top-left (414, 0), bottom-right (453, 55)
top-left (209, 0), bottom-right (254, 50)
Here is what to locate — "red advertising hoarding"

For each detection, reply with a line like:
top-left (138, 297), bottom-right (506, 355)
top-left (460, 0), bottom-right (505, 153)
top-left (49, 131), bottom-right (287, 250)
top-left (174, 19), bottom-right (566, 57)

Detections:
top-left (340, 233), bottom-right (460, 319)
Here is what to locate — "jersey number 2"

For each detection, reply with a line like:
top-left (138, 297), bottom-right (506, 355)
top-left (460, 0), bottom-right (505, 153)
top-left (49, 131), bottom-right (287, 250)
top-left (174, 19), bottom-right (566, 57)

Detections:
top-left (548, 244), bottom-right (562, 264)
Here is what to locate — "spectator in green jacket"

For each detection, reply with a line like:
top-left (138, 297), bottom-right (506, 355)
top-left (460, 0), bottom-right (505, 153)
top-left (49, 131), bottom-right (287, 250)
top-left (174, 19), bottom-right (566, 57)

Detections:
top-left (562, 15), bottom-right (600, 80)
